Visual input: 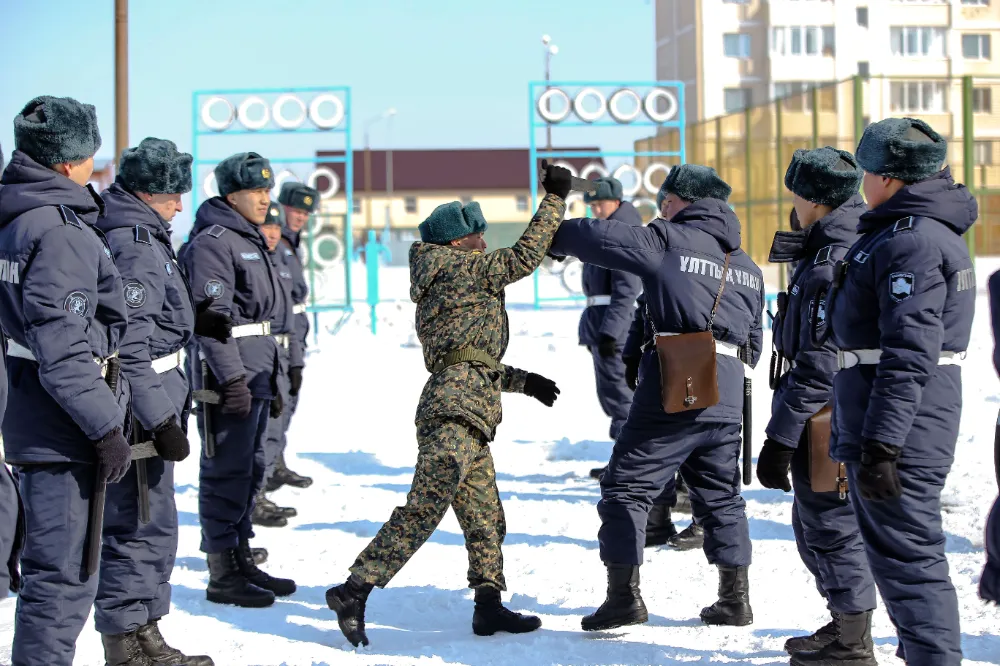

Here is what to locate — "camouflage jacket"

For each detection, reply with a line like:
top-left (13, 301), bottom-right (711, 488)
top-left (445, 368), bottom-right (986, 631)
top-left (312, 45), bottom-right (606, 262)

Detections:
top-left (410, 193), bottom-right (566, 440)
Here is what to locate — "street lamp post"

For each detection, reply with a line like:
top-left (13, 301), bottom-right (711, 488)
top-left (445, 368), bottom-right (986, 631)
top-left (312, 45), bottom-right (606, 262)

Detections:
top-left (542, 35), bottom-right (558, 149)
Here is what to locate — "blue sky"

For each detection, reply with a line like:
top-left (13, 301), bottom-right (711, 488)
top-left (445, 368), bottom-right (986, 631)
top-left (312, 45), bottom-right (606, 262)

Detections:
top-left (1, 0), bottom-right (657, 232)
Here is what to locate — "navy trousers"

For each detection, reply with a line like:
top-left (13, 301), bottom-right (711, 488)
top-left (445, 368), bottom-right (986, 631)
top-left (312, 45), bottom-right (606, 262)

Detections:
top-left (0, 463), bottom-right (21, 595)
top-left (790, 442), bottom-right (875, 614)
top-left (95, 457), bottom-right (178, 635)
top-left (599, 421), bottom-right (749, 566)
top-left (847, 462), bottom-right (962, 665)
top-left (590, 345), bottom-right (633, 441)
top-left (262, 355), bottom-right (291, 486)
top-left (981, 492), bottom-right (1000, 603)
top-left (12, 463), bottom-right (98, 666)
top-left (198, 398), bottom-right (269, 553)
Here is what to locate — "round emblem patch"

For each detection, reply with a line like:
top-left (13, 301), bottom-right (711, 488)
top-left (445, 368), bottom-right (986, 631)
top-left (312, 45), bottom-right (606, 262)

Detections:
top-left (64, 291), bottom-right (89, 317)
top-left (123, 280), bottom-right (146, 308)
top-left (165, 262), bottom-right (174, 276)
top-left (204, 279), bottom-right (225, 299)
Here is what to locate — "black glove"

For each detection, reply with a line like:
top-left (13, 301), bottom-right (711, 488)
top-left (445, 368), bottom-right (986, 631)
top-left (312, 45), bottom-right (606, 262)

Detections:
top-left (93, 427), bottom-right (132, 483)
top-left (270, 391), bottom-right (284, 420)
top-left (152, 417), bottom-right (190, 462)
top-left (858, 439), bottom-right (903, 501)
top-left (524, 373), bottom-right (560, 407)
top-left (547, 252), bottom-right (566, 263)
top-left (195, 299), bottom-right (233, 344)
top-left (220, 376), bottom-right (252, 418)
top-left (624, 355), bottom-right (640, 391)
top-left (541, 160), bottom-right (572, 200)
top-left (756, 438), bottom-right (795, 492)
top-left (597, 335), bottom-right (618, 359)
top-left (288, 366), bottom-right (303, 397)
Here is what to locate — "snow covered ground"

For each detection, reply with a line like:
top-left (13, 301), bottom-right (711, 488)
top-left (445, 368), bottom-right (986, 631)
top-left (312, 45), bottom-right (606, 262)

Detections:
top-left (1, 261), bottom-right (1000, 665)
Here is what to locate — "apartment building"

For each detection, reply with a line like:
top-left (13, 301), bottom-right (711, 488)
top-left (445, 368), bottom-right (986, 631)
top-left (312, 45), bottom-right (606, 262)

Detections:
top-left (655, 0), bottom-right (1000, 142)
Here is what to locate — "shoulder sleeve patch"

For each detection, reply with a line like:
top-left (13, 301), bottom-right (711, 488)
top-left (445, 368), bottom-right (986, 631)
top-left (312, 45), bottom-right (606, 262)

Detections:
top-left (134, 225), bottom-right (152, 245)
top-left (123, 280), bottom-right (147, 308)
top-left (207, 225), bottom-right (226, 239)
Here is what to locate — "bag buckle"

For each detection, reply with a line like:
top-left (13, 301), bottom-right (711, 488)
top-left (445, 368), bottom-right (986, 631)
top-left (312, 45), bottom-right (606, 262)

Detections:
top-left (837, 463), bottom-right (848, 500)
top-left (684, 377), bottom-right (697, 406)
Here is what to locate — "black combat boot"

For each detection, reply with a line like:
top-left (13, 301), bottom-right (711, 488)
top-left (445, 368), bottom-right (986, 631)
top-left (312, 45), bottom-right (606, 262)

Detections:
top-left (251, 547), bottom-right (268, 565)
top-left (790, 611), bottom-right (877, 666)
top-left (136, 620), bottom-right (214, 665)
top-left (251, 497), bottom-right (288, 528)
top-left (206, 548), bottom-right (275, 608)
top-left (667, 522), bottom-right (705, 551)
top-left (256, 491), bottom-right (297, 518)
top-left (589, 466), bottom-right (607, 480)
top-left (236, 539), bottom-right (296, 596)
top-left (785, 613), bottom-right (840, 654)
top-left (700, 565), bottom-right (753, 626)
top-left (102, 629), bottom-right (157, 666)
top-left (644, 504), bottom-right (677, 547)
top-left (581, 564), bottom-right (648, 631)
top-left (673, 475), bottom-right (693, 514)
top-left (471, 586), bottom-right (542, 636)
top-left (326, 574), bottom-right (374, 647)
top-left (266, 454), bottom-right (313, 490)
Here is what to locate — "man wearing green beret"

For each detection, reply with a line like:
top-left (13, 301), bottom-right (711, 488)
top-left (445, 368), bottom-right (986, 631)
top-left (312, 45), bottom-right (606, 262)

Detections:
top-left (325, 163), bottom-right (572, 647)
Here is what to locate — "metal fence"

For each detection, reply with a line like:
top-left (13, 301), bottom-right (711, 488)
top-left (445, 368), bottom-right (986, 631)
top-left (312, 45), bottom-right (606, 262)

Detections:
top-left (639, 75), bottom-right (1000, 267)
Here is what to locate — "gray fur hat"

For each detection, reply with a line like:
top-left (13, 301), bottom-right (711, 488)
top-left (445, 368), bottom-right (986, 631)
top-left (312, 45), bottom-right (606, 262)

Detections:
top-left (583, 176), bottom-right (624, 204)
top-left (784, 147), bottom-right (862, 208)
top-left (855, 117), bottom-right (947, 183)
top-left (14, 96), bottom-right (102, 166)
top-left (278, 182), bottom-right (320, 213)
top-left (264, 200), bottom-right (285, 227)
top-left (215, 152), bottom-right (275, 197)
top-left (657, 164), bottom-right (732, 208)
top-left (119, 138), bottom-right (193, 195)
top-left (419, 201), bottom-right (488, 244)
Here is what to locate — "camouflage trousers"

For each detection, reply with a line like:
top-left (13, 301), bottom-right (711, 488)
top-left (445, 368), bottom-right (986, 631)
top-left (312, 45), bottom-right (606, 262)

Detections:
top-left (350, 418), bottom-right (507, 590)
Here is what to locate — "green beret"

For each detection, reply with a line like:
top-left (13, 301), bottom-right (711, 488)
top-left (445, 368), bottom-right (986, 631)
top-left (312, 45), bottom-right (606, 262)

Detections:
top-left (419, 201), bottom-right (488, 244)
top-left (278, 181), bottom-right (320, 213)
top-left (215, 152), bottom-right (274, 197)
top-left (583, 176), bottom-right (624, 204)
top-left (14, 96), bottom-right (101, 166)
top-left (657, 164), bottom-right (732, 207)
top-left (119, 137), bottom-right (192, 195)
top-left (784, 147), bottom-right (862, 209)
top-left (855, 117), bottom-right (946, 183)
top-left (263, 201), bottom-right (285, 227)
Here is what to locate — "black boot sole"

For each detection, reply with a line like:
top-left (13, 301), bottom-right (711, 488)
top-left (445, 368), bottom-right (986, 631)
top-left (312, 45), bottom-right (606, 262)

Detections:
top-left (325, 588), bottom-right (369, 647)
top-left (206, 589), bottom-right (274, 608)
top-left (473, 616), bottom-right (542, 637)
top-left (790, 656), bottom-right (877, 666)
top-left (581, 608), bottom-right (648, 631)
top-left (700, 611), bottom-right (753, 627)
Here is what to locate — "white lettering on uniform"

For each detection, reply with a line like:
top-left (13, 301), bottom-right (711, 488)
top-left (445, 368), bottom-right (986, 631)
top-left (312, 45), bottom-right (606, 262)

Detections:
top-left (0, 260), bottom-right (19, 285)
top-left (956, 268), bottom-right (974, 293)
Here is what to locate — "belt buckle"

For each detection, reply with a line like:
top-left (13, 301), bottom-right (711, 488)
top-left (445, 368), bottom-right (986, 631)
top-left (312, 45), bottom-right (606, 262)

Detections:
top-left (262, 321), bottom-right (271, 335)
top-left (837, 350), bottom-right (847, 369)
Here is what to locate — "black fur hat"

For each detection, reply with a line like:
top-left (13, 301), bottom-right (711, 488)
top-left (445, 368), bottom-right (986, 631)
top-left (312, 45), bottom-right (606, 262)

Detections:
top-left (215, 152), bottom-right (275, 197)
top-left (855, 117), bottom-right (947, 183)
top-left (784, 147), bottom-right (862, 208)
top-left (658, 164), bottom-right (732, 206)
top-left (583, 177), bottom-right (624, 204)
top-left (278, 182), bottom-right (320, 212)
top-left (119, 138), bottom-right (193, 195)
top-left (14, 95), bottom-right (102, 166)
top-left (264, 201), bottom-right (285, 226)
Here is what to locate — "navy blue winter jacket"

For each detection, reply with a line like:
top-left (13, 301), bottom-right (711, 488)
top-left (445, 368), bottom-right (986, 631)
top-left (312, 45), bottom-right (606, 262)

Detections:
top-left (269, 246), bottom-right (304, 369)
top-left (829, 168), bottom-right (977, 464)
top-left (551, 198), bottom-right (764, 425)
top-left (577, 201), bottom-right (643, 347)
top-left (765, 196), bottom-right (864, 448)
top-left (180, 198), bottom-right (288, 400)
top-left (0, 151), bottom-right (131, 462)
top-left (279, 227), bottom-right (309, 352)
top-left (97, 181), bottom-right (195, 430)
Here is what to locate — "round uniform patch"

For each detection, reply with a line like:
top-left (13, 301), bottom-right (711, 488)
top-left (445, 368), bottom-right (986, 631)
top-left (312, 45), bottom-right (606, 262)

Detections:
top-left (164, 262), bottom-right (174, 276)
top-left (204, 279), bottom-right (225, 299)
top-left (123, 280), bottom-right (147, 308)
top-left (64, 291), bottom-right (89, 317)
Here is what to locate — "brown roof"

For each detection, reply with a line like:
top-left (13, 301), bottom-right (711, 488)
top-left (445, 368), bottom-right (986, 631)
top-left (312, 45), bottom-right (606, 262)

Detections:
top-left (315, 148), bottom-right (604, 193)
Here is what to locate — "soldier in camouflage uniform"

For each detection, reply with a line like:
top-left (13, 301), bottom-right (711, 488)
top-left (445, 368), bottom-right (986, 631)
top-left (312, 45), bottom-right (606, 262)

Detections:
top-left (325, 163), bottom-right (572, 647)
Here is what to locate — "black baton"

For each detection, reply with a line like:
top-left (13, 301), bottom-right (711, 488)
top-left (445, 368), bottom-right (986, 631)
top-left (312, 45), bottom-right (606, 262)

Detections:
top-left (742, 376), bottom-right (753, 486)
top-left (86, 356), bottom-right (122, 576)
top-left (194, 360), bottom-right (219, 458)
top-left (132, 421), bottom-right (152, 525)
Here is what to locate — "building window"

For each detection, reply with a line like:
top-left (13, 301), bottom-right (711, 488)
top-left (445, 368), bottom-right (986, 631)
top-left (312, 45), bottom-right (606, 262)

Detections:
top-left (856, 7), bottom-right (869, 27)
top-left (973, 87), bottom-right (993, 113)
top-left (858, 61), bottom-right (870, 78)
top-left (516, 195), bottom-right (529, 212)
top-left (974, 142), bottom-right (994, 165)
top-left (774, 81), bottom-right (837, 112)
top-left (962, 0), bottom-right (989, 6)
top-left (724, 88), bottom-right (752, 113)
top-left (962, 34), bottom-right (991, 59)
top-left (771, 26), bottom-right (834, 56)
top-left (352, 198), bottom-right (361, 214)
top-left (723, 33), bottom-right (751, 58)
top-left (890, 27), bottom-right (946, 57)
top-left (889, 81), bottom-right (948, 113)
top-left (404, 196), bottom-right (417, 213)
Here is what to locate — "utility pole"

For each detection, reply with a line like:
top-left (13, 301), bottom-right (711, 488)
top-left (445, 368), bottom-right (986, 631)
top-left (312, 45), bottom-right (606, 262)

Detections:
top-left (542, 35), bottom-right (558, 149)
top-left (114, 0), bottom-right (128, 165)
